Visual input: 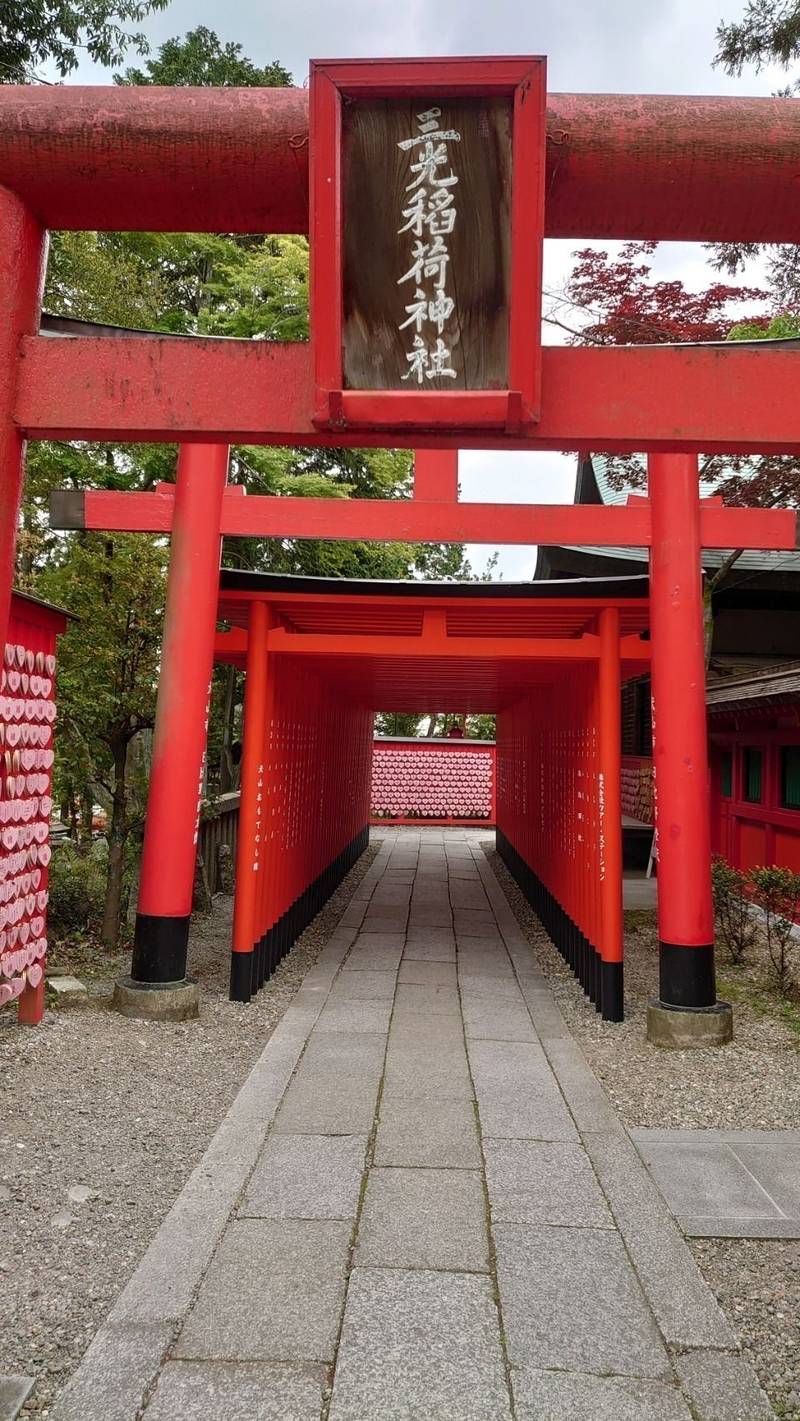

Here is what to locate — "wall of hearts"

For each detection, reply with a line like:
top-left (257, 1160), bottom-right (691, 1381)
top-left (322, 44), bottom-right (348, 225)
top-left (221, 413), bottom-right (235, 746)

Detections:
top-left (370, 736), bottom-right (496, 825)
top-left (0, 592), bottom-right (70, 1025)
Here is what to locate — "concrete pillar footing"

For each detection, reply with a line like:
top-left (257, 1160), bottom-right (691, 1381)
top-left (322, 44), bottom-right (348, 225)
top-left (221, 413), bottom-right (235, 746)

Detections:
top-left (112, 975), bottom-right (200, 1022)
top-left (647, 999), bottom-right (733, 1048)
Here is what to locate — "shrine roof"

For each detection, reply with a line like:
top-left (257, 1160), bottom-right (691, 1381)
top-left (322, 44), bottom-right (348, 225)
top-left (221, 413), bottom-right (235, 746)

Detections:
top-left (707, 660), bottom-right (800, 713)
top-left (215, 571), bottom-right (650, 712)
top-left (561, 454), bottom-right (800, 577)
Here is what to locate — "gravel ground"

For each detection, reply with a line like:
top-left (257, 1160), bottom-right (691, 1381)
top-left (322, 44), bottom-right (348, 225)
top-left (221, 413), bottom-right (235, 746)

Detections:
top-left (485, 844), bottom-right (800, 1421)
top-left (0, 843), bottom-right (379, 1418)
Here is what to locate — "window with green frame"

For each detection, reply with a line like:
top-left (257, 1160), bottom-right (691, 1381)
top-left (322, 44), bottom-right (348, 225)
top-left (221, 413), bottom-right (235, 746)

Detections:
top-left (781, 746), bottom-right (800, 811)
top-left (743, 748), bottom-right (763, 804)
top-left (719, 750), bottom-right (733, 798)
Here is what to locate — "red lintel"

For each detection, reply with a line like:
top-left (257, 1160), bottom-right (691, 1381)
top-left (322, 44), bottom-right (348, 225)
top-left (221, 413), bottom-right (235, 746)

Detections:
top-left (19, 338), bottom-right (800, 456)
top-left (56, 486), bottom-right (797, 551)
top-left (213, 627), bottom-right (652, 662)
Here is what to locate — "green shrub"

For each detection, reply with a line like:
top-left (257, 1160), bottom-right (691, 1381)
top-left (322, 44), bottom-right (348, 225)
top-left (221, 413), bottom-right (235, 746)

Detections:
top-left (711, 856), bottom-right (758, 965)
top-left (47, 842), bottom-right (107, 939)
top-left (749, 866), bottom-right (800, 998)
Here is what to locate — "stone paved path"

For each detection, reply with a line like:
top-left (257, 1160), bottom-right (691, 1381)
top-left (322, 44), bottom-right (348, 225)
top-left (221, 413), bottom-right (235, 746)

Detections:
top-left (52, 830), bottom-right (775, 1421)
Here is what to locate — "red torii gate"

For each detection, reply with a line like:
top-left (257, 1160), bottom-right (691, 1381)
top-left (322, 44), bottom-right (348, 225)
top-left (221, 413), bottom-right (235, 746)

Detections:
top-left (48, 448), bottom-right (794, 1034)
top-left (0, 60), bottom-right (798, 1041)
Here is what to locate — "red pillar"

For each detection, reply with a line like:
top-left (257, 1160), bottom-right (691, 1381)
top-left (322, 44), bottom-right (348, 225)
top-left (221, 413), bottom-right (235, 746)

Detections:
top-left (230, 601), bottom-right (270, 1002)
top-left (648, 453), bottom-right (716, 1009)
top-left (0, 187), bottom-right (47, 654)
top-left (598, 605), bottom-right (624, 1020)
top-left (131, 443), bottom-right (229, 984)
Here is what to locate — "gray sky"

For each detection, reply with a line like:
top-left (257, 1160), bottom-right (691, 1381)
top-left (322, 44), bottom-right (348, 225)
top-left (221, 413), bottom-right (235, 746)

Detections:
top-left (69, 0), bottom-right (780, 579)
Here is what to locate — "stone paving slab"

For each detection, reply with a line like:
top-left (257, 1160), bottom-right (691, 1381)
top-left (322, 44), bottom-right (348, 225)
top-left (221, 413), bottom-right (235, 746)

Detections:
top-left (397, 958), bottom-right (457, 986)
top-left (327, 1268), bottom-right (512, 1421)
top-left (391, 982), bottom-right (461, 1016)
top-left (382, 1046), bottom-right (474, 1101)
top-left (374, 1097), bottom-right (482, 1169)
top-left (484, 1139), bottom-right (614, 1228)
top-left (328, 969), bottom-right (397, 1000)
top-left (511, 1369), bottom-right (693, 1421)
top-left (175, 1219), bottom-right (351, 1362)
top-left (0, 1377), bottom-right (34, 1421)
top-left (240, 1133), bottom-right (368, 1220)
top-left (462, 996), bottom-right (537, 1042)
top-left (403, 937), bottom-right (456, 961)
top-left (633, 1128), bottom-right (800, 1238)
top-left (315, 999), bottom-right (393, 1034)
top-left (355, 1166), bottom-right (489, 1271)
top-left (673, 1350), bottom-right (775, 1420)
top-left (143, 1361), bottom-right (327, 1421)
top-left (271, 1036), bottom-right (384, 1134)
top-left (341, 947), bottom-right (404, 972)
top-left (468, 1039), bottom-right (579, 1141)
top-left (493, 1222), bottom-right (672, 1380)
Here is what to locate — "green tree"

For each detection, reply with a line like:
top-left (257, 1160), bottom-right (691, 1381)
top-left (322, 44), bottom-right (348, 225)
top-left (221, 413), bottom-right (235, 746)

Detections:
top-left (117, 23), bottom-right (290, 86)
top-left (0, 0), bottom-right (168, 83)
top-left (715, 0), bottom-right (800, 75)
top-left (36, 533), bottom-right (168, 947)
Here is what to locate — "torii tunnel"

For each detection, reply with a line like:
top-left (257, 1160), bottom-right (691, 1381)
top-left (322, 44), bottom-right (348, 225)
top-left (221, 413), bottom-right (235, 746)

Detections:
top-left (211, 573), bottom-right (651, 1021)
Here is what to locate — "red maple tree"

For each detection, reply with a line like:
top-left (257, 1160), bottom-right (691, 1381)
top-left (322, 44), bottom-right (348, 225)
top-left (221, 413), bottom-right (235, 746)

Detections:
top-left (559, 241), bottom-right (768, 346)
top-left (555, 241), bottom-right (799, 662)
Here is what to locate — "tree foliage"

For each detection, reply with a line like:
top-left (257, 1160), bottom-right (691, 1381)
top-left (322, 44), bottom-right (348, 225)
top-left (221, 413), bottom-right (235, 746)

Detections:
top-left (715, 0), bottom-right (800, 74)
top-left (0, 0), bottom-right (167, 82)
top-left (117, 23), bottom-right (291, 86)
top-left (561, 242), bottom-right (767, 345)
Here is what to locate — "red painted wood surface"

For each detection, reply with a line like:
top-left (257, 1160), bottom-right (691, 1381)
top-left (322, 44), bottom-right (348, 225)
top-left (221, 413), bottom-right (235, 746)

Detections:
top-left (496, 667), bottom-right (604, 966)
top-left (648, 453), bottom-right (714, 955)
top-left (257, 661), bottom-right (372, 949)
top-left (232, 602), bottom-right (271, 961)
top-left (598, 607), bottom-right (623, 968)
top-left (710, 724), bottom-right (800, 881)
top-left (371, 738), bottom-right (495, 823)
top-left (1, 594), bottom-right (68, 1026)
top-left (135, 445), bottom-right (229, 929)
top-left (20, 338), bottom-right (800, 457)
top-left (70, 485), bottom-right (797, 551)
top-left (1, 87), bottom-right (799, 243)
top-left (0, 188), bottom-right (47, 658)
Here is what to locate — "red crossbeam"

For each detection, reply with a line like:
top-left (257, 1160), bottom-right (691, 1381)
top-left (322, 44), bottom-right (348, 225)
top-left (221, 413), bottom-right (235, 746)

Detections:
top-left (1, 88), bottom-right (799, 243)
top-left (51, 485), bottom-right (797, 551)
top-left (213, 628), bottom-right (651, 662)
top-left (21, 339), bottom-right (800, 454)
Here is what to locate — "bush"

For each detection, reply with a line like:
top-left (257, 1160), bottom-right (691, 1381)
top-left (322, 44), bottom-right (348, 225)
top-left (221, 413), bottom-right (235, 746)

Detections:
top-left (47, 841), bottom-right (108, 939)
top-left (711, 856), bottom-right (758, 965)
top-left (749, 866), bottom-right (800, 998)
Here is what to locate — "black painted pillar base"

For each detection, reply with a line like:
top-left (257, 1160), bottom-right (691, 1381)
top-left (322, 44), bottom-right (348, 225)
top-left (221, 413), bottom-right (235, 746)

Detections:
top-left (600, 961), bottom-right (624, 1022)
top-left (131, 912), bottom-right (191, 984)
top-left (659, 941), bottom-right (715, 1010)
top-left (230, 950), bottom-right (254, 1003)
top-left (649, 940), bottom-right (732, 1046)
